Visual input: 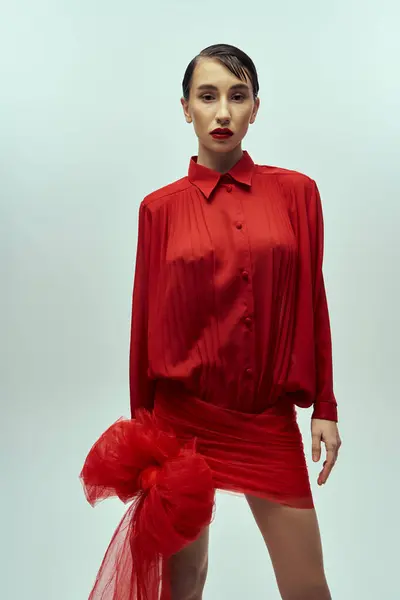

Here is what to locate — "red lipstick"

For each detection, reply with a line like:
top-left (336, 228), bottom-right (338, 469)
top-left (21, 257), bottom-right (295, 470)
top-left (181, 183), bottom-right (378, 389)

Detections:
top-left (210, 128), bottom-right (234, 140)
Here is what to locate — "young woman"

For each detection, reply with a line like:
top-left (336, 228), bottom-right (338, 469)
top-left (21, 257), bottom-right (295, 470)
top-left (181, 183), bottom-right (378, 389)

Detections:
top-left (81, 43), bottom-right (342, 600)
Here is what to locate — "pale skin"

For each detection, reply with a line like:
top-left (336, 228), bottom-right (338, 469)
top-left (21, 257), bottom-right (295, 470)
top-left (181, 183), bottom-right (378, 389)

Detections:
top-left (169, 57), bottom-right (343, 600)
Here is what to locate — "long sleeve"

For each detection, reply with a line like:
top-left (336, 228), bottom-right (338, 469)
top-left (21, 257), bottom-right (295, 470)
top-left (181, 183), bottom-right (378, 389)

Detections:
top-left (307, 180), bottom-right (338, 422)
top-left (129, 201), bottom-right (156, 418)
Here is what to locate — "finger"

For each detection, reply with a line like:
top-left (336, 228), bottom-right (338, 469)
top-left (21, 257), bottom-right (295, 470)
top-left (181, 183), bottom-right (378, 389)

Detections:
top-left (318, 449), bottom-right (335, 484)
top-left (312, 434), bottom-right (321, 462)
top-left (318, 446), bottom-right (338, 485)
top-left (318, 463), bottom-right (332, 485)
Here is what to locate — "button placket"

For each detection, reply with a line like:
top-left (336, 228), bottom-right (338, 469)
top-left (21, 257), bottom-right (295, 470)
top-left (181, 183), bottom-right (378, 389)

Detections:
top-left (232, 199), bottom-right (256, 396)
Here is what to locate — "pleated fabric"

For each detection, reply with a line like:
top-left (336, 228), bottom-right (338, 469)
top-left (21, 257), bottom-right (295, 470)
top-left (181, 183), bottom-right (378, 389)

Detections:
top-left (130, 150), bottom-right (337, 421)
top-left (80, 150), bottom-right (337, 599)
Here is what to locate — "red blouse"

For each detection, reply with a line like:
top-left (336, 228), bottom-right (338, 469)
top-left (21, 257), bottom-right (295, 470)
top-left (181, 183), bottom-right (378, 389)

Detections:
top-left (129, 151), bottom-right (338, 422)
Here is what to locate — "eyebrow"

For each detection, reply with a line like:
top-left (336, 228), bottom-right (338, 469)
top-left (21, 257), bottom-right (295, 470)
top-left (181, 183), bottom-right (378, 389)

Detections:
top-left (196, 83), bottom-right (250, 92)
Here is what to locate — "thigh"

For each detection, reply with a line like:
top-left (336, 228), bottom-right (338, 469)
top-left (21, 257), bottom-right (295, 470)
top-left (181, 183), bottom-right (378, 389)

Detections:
top-left (163, 526), bottom-right (210, 600)
top-left (245, 494), bottom-right (330, 599)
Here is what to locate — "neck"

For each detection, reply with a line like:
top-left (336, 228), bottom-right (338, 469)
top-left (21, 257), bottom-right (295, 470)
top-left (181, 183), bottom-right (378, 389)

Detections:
top-left (196, 142), bottom-right (243, 174)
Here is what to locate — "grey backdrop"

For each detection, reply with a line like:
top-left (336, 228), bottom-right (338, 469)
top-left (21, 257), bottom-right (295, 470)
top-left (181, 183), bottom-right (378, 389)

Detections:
top-left (1, 1), bottom-right (399, 598)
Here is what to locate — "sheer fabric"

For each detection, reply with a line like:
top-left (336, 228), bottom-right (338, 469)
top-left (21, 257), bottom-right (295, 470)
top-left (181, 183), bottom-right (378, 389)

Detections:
top-left (80, 396), bottom-right (312, 599)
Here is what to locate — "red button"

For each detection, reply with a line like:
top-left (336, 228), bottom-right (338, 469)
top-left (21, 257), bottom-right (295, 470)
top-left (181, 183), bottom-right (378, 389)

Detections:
top-left (236, 223), bottom-right (242, 229)
top-left (242, 270), bottom-right (249, 280)
top-left (227, 185), bottom-right (232, 193)
top-left (245, 367), bottom-right (253, 377)
top-left (244, 317), bottom-right (252, 327)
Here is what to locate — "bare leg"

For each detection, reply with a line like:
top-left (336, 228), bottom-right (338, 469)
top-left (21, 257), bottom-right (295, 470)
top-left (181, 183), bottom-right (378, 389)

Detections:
top-left (246, 494), bottom-right (331, 600)
top-left (163, 525), bottom-right (210, 600)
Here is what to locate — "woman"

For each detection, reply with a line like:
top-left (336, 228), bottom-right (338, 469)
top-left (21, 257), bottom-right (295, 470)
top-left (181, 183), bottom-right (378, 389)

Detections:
top-left (81, 43), bottom-right (341, 600)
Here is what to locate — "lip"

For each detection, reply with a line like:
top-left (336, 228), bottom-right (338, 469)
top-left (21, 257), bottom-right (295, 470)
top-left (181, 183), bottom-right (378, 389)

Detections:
top-left (210, 128), bottom-right (233, 136)
top-left (210, 128), bottom-right (234, 140)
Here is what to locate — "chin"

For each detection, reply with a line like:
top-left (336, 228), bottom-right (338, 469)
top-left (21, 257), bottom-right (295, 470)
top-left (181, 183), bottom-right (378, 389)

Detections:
top-left (203, 137), bottom-right (242, 153)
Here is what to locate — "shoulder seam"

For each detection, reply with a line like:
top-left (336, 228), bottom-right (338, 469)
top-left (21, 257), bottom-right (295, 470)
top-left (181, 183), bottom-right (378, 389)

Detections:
top-left (257, 164), bottom-right (314, 183)
top-left (142, 180), bottom-right (193, 209)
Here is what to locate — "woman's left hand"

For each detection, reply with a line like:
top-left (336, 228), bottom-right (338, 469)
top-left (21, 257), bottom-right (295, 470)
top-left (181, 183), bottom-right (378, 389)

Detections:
top-left (311, 419), bottom-right (342, 485)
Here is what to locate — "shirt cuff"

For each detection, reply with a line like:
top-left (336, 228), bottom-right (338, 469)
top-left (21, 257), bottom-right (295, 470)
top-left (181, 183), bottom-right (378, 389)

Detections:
top-left (311, 401), bottom-right (338, 422)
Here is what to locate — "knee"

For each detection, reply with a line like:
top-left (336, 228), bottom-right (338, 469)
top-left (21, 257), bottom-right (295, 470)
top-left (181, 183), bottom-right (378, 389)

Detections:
top-left (170, 558), bottom-right (208, 600)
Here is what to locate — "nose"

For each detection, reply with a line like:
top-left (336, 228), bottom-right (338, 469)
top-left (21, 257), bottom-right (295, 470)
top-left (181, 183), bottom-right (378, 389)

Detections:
top-left (215, 98), bottom-right (231, 124)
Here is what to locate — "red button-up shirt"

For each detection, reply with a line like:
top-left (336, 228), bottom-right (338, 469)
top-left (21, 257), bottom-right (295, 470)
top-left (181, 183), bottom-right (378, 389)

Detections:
top-left (129, 151), bottom-right (338, 422)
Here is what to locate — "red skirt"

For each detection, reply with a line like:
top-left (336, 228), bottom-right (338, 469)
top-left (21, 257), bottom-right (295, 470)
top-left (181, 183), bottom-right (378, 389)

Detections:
top-left (80, 383), bottom-right (313, 600)
top-left (153, 379), bottom-right (313, 508)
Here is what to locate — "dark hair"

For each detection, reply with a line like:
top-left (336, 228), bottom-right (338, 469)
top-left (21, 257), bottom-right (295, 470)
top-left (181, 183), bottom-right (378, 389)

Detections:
top-left (182, 43), bottom-right (259, 102)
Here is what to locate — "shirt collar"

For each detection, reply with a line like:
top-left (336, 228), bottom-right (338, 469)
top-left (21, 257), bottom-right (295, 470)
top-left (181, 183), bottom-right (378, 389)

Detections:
top-left (188, 150), bottom-right (256, 200)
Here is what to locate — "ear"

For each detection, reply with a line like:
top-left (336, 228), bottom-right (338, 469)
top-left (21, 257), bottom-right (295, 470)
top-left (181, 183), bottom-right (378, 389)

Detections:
top-left (181, 97), bottom-right (192, 123)
top-left (249, 97), bottom-right (260, 125)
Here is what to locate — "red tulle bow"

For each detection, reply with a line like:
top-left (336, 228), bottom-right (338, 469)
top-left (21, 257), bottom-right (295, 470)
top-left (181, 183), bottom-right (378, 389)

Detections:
top-left (79, 409), bottom-right (215, 599)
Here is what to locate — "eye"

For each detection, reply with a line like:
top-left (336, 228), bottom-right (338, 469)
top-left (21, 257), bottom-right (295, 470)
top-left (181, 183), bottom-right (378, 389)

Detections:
top-left (200, 93), bottom-right (246, 102)
top-left (201, 94), bottom-right (215, 102)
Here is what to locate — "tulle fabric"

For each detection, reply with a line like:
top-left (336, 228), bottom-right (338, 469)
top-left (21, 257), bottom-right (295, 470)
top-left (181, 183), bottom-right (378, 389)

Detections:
top-left (80, 386), bottom-right (313, 599)
top-left (80, 410), bottom-right (215, 600)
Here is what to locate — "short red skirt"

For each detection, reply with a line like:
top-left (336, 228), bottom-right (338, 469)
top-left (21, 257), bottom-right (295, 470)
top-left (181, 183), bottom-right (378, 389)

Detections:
top-left (153, 379), bottom-right (313, 509)
top-left (80, 382), bottom-right (313, 600)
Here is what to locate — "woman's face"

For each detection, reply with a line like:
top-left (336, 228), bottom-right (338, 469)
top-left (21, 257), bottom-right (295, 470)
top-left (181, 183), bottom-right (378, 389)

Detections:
top-left (181, 58), bottom-right (260, 154)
